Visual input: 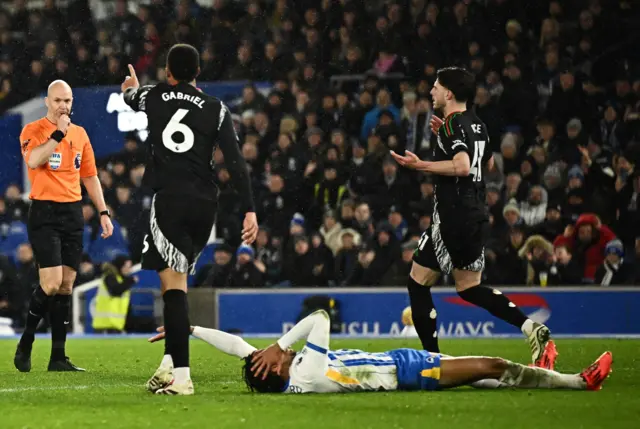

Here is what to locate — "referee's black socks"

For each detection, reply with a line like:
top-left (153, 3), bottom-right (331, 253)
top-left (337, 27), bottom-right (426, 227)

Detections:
top-left (50, 294), bottom-right (71, 361)
top-left (163, 290), bottom-right (190, 370)
top-left (457, 285), bottom-right (528, 329)
top-left (20, 286), bottom-right (52, 350)
top-left (407, 277), bottom-right (440, 353)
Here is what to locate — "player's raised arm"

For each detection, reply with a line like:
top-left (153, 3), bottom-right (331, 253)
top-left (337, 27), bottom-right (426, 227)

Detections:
top-left (121, 64), bottom-right (155, 112)
top-left (216, 102), bottom-right (258, 243)
top-left (251, 310), bottom-right (330, 379)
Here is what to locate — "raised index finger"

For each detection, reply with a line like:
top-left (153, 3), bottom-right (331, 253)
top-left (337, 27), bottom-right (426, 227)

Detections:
top-left (128, 64), bottom-right (137, 79)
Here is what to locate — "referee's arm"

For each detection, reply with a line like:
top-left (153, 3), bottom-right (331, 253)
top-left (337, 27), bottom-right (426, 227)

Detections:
top-left (22, 115), bottom-right (69, 169)
top-left (79, 130), bottom-right (113, 238)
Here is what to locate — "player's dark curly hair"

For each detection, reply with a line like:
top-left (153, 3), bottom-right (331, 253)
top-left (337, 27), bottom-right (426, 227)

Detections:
top-left (242, 352), bottom-right (287, 394)
top-left (436, 66), bottom-right (476, 103)
top-left (167, 44), bottom-right (200, 82)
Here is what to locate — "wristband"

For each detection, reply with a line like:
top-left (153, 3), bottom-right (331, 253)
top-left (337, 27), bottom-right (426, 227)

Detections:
top-left (50, 130), bottom-right (65, 143)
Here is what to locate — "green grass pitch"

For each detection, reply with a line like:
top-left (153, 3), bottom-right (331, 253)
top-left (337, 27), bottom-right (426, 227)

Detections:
top-left (0, 337), bottom-right (638, 429)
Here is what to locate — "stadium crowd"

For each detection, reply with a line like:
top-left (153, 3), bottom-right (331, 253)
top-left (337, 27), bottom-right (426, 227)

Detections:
top-left (1, 0), bottom-right (640, 326)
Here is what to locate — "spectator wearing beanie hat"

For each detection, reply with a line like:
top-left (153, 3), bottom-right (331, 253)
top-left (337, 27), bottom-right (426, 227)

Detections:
top-left (594, 239), bottom-right (633, 286)
top-left (228, 244), bottom-right (265, 287)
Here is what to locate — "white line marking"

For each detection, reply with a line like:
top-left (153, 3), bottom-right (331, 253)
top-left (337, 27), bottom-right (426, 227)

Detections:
top-left (0, 385), bottom-right (90, 394)
top-left (0, 383), bottom-right (136, 394)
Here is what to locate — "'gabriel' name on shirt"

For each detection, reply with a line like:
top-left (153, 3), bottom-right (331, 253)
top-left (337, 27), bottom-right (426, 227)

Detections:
top-left (161, 91), bottom-right (205, 109)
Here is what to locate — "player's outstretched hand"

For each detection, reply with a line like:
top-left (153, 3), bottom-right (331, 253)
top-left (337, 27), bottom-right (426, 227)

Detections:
top-left (148, 325), bottom-right (195, 343)
top-left (121, 64), bottom-right (140, 92)
top-left (148, 326), bottom-right (166, 343)
top-left (251, 343), bottom-right (285, 380)
top-left (242, 212), bottom-right (258, 244)
top-left (390, 150), bottom-right (422, 170)
top-left (430, 115), bottom-right (443, 134)
top-left (101, 215), bottom-right (114, 239)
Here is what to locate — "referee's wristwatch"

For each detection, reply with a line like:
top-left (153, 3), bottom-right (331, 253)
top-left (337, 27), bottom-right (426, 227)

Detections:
top-left (100, 210), bottom-right (111, 218)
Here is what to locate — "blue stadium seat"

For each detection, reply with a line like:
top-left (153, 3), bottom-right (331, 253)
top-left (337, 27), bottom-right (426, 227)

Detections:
top-left (0, 221), bottom-right (28, 262)
top-left (87, 219), bottom-right (130, 263)
top-left (188, 242), bottom-right (217, 287)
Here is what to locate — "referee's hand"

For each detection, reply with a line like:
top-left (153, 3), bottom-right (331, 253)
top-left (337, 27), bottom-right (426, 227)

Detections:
top-left (100, 215), bottom-right (114, 239)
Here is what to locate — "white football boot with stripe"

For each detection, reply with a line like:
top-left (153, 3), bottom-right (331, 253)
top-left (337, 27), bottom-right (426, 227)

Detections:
top-left (155, 379), bottom-right (194, 396)
top-left (146, 366), bottom-right (173, 393)
top-left (527, 322), bottom-right (551, 366)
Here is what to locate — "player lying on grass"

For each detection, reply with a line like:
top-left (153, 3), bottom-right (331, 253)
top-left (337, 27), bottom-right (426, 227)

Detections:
top-left (146, 310), bottom-right (612, 395)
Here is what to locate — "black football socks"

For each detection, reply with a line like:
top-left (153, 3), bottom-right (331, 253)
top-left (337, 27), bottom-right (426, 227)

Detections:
top-left (50, 294), bottom-right (71, 361)
top-left (457, 285), bottom-right (528, 328)
top-left (407, 277), bottom-right (440, 353)
top-left (163, 290), bottom-right (190, 370)
top-left (19, 286), bottom-right (52, 351)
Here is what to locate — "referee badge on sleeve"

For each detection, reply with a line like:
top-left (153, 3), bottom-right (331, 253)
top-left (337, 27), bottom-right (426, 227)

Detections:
top-left (49, 152), bottom-right (62, 170)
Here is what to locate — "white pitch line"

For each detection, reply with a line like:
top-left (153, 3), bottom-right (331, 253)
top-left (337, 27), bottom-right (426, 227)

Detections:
top-left (0, 385), bottom-right (90, 394)
top-left (0, 383), bottom-right (136, 394)
top-left (0, 381), bottom-right (237, 394)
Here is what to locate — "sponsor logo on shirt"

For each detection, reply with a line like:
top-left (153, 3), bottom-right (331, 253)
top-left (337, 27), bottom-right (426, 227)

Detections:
top-left (49, 152), bottom-right (62, 170)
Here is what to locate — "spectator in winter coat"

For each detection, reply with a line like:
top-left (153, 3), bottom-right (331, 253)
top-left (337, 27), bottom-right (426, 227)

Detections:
top-left (548, 245), bottom-right (584, 286)
top-left (594, 239), bottom-right (634, 286)
top-left (519, 185), bottom-right (548, 227)
top-left (518, 235), bottom-right (555, 286)
top-left (319, 210), bottom-right (343, 256)
top-left (228, 244), bottom-right (265, 287)
top-left (529, 201), bottom-right (566, 243)
top-left (198, 244), bottom-right (234, 287)
top-left (334, 229), bottom-right (361, 286)
top-left (494, 226), bottom-right (527, 285)
top-left (553, 213), bottom-right (617, 283)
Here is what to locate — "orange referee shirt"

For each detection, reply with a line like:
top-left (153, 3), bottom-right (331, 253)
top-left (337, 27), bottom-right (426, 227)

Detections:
top-left (20, 117), bottom-right (98, 203)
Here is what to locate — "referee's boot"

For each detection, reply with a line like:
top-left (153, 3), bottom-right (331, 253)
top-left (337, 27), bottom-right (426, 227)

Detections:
top-left (48, 357), bottom-right (86, 372)
top-left (14, 343), bottom-right (32, 373)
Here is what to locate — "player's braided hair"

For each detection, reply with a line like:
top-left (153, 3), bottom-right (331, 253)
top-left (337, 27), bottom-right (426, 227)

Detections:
top-left (242, 352), bottom-right (288, 394)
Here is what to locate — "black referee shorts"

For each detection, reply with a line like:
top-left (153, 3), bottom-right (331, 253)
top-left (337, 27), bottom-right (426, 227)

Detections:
top-left (27, 200), bottom-right (84, 271)
top-left (413, 220), bottom-right (489, 274)
top-left (141, 190), bottom-right (217, 275)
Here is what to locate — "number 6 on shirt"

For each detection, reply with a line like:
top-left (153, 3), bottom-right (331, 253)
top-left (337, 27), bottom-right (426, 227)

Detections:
top-left (162, 108), bottom-right (194, 153)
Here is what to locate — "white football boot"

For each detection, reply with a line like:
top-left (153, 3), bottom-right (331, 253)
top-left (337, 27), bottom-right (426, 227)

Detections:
top-left (155, 378), bottom-right (194, 396)
top-left (146, 366), bottom-right (173, 393)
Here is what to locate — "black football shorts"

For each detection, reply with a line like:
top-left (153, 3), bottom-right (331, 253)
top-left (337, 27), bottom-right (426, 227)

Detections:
top-left (413, 220), bottom-right (489, 274)
top-left (27, 200), bottom-right (83, 271)
top-left (141, 190), bottom-right (217, 274)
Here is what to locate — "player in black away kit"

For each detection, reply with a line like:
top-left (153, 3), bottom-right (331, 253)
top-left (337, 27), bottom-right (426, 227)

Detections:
top-left (121, 44), bottom-right (258, 395)
top-left (391, 67), bottom-right (552, 367)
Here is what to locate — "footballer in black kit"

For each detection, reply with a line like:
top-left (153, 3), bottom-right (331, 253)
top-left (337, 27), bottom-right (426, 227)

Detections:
top-left (391, 67), bottom-right (553, 369)
top-left (121, 44), bottom-right (258, 395)
top-left (123, 78), bottom-right (254, 275)
top-left (414, 109), bottom-right (491, 274)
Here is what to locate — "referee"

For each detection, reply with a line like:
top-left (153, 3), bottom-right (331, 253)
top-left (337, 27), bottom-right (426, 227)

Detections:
top-left (14, 80), bottom-right (113, 372)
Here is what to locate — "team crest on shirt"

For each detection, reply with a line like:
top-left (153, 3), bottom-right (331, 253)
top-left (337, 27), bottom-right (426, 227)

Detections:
top-left (48, 152), bottom-right (62, 170)
top-left (74, 153), bottom-right (82, 170)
